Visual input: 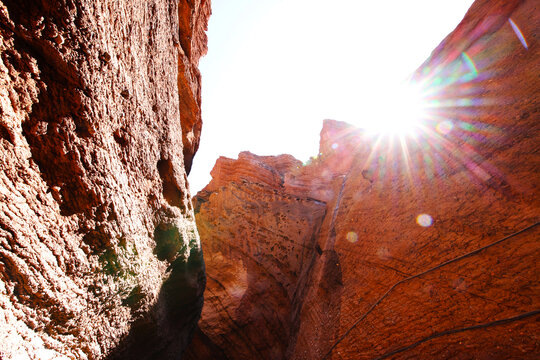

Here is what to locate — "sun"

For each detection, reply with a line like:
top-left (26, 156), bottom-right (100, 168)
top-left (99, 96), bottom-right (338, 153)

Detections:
top-left (360, 82), bottom-right (427, 136)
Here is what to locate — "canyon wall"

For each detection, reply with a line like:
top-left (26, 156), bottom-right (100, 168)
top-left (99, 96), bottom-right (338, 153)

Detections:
top-left (0, 0), bottom-right (210, 359)
top-left (191, 0), bottom-right (539, 358)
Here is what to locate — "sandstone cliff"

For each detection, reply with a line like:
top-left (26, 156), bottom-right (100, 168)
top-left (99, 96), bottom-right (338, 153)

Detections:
top-left (191, 152), bottom-right (328, 359)
top-left (0, 0), bottom-right (210, 359)
top-left (191, 0), bottom-right (539, 358)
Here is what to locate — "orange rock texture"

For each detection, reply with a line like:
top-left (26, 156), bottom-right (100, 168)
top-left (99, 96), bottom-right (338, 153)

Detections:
top-left (191, 0), bottom-right (539, 358)
top-left (191, 152), bottom-right (328, 359)
top-left (0, 0), bottom-right (210, 359)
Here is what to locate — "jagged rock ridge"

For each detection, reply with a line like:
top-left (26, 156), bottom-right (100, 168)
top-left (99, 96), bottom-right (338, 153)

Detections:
top-left (0, 0), bottom-right (210, 359)
top-left (190, 0), bottom-right (540, 358)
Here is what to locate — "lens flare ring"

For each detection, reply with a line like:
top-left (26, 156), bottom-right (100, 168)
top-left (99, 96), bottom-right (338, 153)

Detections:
top-left (416, 214), bottom-right (433, 227)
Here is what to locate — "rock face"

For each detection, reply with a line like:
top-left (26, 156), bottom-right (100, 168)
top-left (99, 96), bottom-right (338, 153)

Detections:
top-left (191, 152), bottom-right (328, 359)
top-left (0, 0), bottom-right (210, 359)
top-left (191, 0), bottom-right (539, 359)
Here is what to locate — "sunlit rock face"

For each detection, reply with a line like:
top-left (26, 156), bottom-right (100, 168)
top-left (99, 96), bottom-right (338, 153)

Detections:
top-left (0, 0), bottom-right (210, 359)
top-left (189, 152), bottom-right (327, 359)
top-left (190, 0), bottom-right (539, 358)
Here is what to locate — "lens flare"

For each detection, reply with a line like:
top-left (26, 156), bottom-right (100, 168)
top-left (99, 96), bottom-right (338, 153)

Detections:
top-left (416, 214), bottom-right (433, 227)
top-left (436, 120), bottom-right (454, 135)
top-left (508, 18), bottom-right (528, 49)
top-left (346, 19), bottom-right (518, 201)
top-left (461, 52), bottom-right (478, 81)
top-left (346, 231), bottom-right (358, 243)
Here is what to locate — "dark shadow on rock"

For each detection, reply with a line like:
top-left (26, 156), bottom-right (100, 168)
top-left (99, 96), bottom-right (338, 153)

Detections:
top-left (107, 248), bottom-right (206, 360)
top-left (183, 326), bottom-right (229, 360)
top-left (317, 249), bottom-right (344, 353)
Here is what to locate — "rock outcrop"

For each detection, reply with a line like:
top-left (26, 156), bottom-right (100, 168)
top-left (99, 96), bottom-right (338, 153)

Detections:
top-left (0, 0), bottom-right (210, 359)
top-left (191, 152), bottom-right (327, 359)
top-left (191, 0), bottom-right (539, 358)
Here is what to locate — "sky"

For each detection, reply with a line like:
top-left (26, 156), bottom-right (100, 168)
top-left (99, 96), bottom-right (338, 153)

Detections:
top-left (189, 0), bottom-right (475, 193)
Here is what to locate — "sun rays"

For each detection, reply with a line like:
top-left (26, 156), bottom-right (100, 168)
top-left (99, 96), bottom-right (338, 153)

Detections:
top-left (320, 14), bottom-right (530, 208)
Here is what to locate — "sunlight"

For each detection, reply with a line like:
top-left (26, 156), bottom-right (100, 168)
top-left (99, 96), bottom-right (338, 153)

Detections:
top-left (352, 27), bottom-right (517, 196)
top-left (360, 82), bottom-right (427, 136)
top-left (190, 0), bottom-right (477, 192)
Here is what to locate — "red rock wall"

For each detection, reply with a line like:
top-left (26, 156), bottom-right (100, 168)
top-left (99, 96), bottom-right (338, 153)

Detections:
top-left (0, 0), bottom-right (210, 358)
top-left (190, 152), bottom-right (327, 359)
top-left (192, 0), bottom-right (539, 358)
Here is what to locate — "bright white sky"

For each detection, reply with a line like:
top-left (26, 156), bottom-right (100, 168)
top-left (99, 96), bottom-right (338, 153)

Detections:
top-left (189, 0), bottom-right (475, 193)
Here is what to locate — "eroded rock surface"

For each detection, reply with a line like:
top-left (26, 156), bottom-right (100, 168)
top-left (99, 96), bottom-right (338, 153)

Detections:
top-left (191, 0), bottom-right (539, 358)
top-left (191, 152), bottom-right (327, 359)
top-left (0, 0), bottom-right (210, 359)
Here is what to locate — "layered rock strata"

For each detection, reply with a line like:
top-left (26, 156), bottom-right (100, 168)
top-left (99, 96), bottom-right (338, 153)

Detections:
top-left (191, 0), bottom-right (539, 358)
top-left (0, 0), bottom-right (210, 359)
